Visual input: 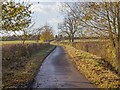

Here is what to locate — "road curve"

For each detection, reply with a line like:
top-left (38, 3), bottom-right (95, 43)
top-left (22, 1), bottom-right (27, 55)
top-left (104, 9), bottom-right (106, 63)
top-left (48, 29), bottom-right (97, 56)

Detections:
top-left (32, 46), bottom-right (97, 88)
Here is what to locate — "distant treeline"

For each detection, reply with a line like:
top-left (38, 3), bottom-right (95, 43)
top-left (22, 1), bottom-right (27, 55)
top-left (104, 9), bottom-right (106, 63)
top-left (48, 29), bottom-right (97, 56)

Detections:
top-left (2, 35), bottom-right (39, 41)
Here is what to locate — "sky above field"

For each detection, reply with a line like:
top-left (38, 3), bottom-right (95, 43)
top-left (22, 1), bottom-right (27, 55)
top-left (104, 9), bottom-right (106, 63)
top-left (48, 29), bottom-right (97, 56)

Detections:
top-left (1, 0), bottom-right (116, 36)
top-left (14, 0), bottom-right (68, 35)
top-left (30, 1), bottom-right (64, 35)
top-left (2, 0), bottom-right (66, 36)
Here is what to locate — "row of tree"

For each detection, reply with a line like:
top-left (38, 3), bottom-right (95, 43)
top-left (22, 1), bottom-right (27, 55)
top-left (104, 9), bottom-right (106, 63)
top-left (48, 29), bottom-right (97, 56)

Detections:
top-left (59, 2), bottom-right (120, 71)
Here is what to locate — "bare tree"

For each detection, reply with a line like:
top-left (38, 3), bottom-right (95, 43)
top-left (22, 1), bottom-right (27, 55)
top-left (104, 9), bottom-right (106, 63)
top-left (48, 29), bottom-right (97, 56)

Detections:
top-left (58, 15), bottom-right (80, 42)
top-left (32, 27), bottom-right (43, 43)
top-left (21, 22), bottom-right (35, 44)
top-left (61, 1), bottom-right (120, 71)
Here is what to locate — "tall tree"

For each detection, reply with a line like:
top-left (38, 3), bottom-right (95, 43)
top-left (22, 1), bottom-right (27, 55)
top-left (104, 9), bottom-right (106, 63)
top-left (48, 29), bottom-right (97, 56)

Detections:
top-left (20, 22), bottom-right (34, 44)
top-left (58, 15), bottom-right (80, 42)
top-left (116, 1), bottom-right (119, 48)
top-left (40, 25), bottom-right (54, 42)
top-left (61, 1), bottom-right (120, 71)
top-left (1, 0), bottom-right (32, 44)
top-left (81, 2), bottom-right (119, 65)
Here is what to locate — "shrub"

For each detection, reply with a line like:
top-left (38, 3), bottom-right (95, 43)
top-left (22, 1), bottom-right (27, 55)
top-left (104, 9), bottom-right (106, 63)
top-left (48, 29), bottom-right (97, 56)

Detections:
top-left (2, 43), bottom-right (55, 88)
top-left (2, 43), bottom-right (50, 67)
top-left (63, 45), bottom-right (120, 88)
top-left (60, 40), bottom-right (119, 74)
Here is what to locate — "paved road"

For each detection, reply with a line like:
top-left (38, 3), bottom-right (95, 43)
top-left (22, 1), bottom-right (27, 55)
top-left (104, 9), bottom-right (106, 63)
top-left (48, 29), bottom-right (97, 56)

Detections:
top-left (32, 46), bottom-right (96, 88)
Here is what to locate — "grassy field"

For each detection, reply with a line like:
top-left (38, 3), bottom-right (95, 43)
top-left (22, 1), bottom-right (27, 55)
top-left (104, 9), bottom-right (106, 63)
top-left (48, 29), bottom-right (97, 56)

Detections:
top-left (1, 40), bottom-right (41, 45)
top-left (61, 39), bottom-right (109, 42)
top-left (2, 43), bottom-right (56, 88)
top-left (1, 39), bottom-right (108, 45)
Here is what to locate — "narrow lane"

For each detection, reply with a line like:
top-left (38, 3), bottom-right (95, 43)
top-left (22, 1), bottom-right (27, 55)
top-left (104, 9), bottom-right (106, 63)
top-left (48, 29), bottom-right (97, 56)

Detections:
top-left (32, 46), bottom-right (96, 88)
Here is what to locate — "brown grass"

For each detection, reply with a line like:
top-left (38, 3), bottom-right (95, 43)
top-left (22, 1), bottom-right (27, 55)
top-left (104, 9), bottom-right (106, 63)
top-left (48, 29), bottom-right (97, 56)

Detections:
top-left (62, 44), bottom-right (120, 88)
top-left (2, 43), bottom-right (55, 88)
top-left (60, 39), bottom-right (119, 74)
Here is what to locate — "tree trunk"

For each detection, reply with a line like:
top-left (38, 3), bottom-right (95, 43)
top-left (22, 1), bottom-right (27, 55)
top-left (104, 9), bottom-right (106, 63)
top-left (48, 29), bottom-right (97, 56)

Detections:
top-left (105, 3), bottom-right (120, 73)
top-left (118, 1), bottom-right (120, 63)
top-left (106, 5), bottom-right (116, 48)
top-left (71, 34), bottom-right (74, 42)
top-left (36, 39), bottom-right (39, 43)
top-left (71, 37), bottom-right (74, 42)
top-left (22, 39), bottom-right (25, 44)
top-left (68, 35), bottom-right (71, 42)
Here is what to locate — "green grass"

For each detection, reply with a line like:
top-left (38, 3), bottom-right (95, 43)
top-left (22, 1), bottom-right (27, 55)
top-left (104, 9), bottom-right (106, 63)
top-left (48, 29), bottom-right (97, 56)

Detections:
top-left (1, 40), bottom-right (41, 45)
top-left (2, 45), bottom-right (56, 88)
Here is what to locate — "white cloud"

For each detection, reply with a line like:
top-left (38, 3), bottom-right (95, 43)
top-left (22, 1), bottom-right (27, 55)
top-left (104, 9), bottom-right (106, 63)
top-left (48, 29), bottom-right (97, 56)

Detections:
top-left (52, 2), bottom-right (62, 12)
top-left (48, 18), bottom-right (63, 24)
top-left (31, 2), bottom-right (62, 14)
top-left (31, 4), bottom-right (49, 14)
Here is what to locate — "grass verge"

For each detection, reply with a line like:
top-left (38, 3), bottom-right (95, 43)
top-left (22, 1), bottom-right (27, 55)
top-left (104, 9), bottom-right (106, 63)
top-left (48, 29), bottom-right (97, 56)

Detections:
top-left (2, 45), bottom-right (56, 88)
top-left (62, 44), bottom-right (120, 88)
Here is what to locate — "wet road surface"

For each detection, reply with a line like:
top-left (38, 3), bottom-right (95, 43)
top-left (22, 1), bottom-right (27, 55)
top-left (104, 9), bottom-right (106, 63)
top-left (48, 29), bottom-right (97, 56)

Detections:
top-left (32, 46), bottom-right (96, 88)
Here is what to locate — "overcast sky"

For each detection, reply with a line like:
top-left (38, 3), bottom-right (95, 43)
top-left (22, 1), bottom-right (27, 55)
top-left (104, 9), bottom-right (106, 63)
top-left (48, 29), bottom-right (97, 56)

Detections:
top-left (14, 0), bottom-right (66, 35)
top-left (2, 0), bottom-right (116, 36)
top-left (30, 2), bottom-right (64, 35)
top-left (1, 0), bottom-right (65, 36)
top-left (28, 0), bottom-right (118, 35)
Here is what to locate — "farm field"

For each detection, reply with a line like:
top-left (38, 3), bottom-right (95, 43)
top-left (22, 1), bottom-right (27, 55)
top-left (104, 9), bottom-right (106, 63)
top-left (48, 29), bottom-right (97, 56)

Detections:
top-left (1, 40), bottom-right (41, 45)
top-left (61, 39), bottom-right (109, 42)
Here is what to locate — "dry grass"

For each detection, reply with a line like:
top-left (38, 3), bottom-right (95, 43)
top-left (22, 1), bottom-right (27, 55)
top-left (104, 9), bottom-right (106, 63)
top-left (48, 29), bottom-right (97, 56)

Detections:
top-left (2, 43), bottom-right (55, 88)
top-left (1, 40), bottom-right (41, 45)
top-left (60, 39), bottom-right (119, 74)
top-left (61, 39), bottom-right (108, 42)
top-left (60, 39), bottom-right (108, 57)
top-left (62, 44), bottom-right (120, 88)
